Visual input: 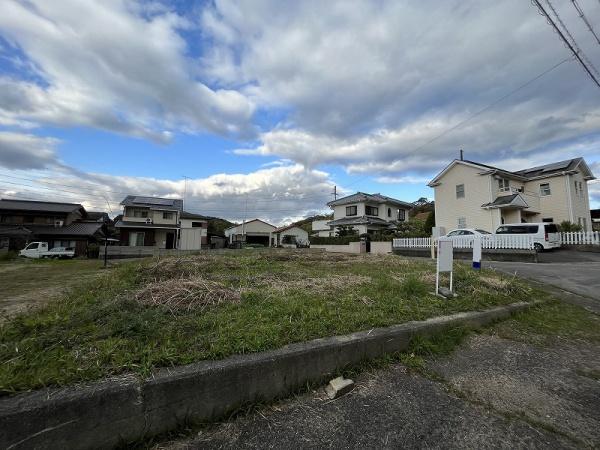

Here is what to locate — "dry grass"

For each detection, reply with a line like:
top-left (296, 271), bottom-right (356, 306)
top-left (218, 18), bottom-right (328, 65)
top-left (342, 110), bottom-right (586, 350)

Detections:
top-left (134, 276), bottom-right (241, 313)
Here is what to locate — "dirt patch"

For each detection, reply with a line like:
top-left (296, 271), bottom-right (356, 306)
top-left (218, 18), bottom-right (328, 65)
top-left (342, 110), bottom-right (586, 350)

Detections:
top-left (134, 276), bottom-right (241, 313)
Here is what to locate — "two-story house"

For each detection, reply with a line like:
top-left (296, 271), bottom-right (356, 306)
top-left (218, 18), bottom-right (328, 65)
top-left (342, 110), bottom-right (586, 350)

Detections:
top-left (428, 157), bottom-right (595, 233)
top-left (115, 196), bottom-right (183, 248)
top-left (321, 192), bottom-right (413, 236)
top-left (0, 199), bottom-right (106, 254)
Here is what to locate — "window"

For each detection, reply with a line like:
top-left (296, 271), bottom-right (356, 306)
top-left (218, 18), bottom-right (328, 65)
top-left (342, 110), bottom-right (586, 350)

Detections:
top-left (540, 183), bottom-right (551, 196)
top-left (25, 242), bottom-right (39, 250)
top-left (132, 208), bottom-right (149, 218)
top-left (544, 224), bottom-right (559, 233)
top-left (192, 222), bottom-right (203, 228)
top-left (498, 178), bottom-right (510, 192)
top-left (163, 212), bottom-right (174, 220)
top-left (365, 205), bottom-right (378, 216)
top-left (398, 209), bottom-right (406, 221)
top-left (474, 229), bottom-right (491, 234)
top-left (542, 218), bottom-right (553, 223)
top-left (461, 230), bottom-right (474, 235)
top-left (129, 232), bottom-right (145, 246)
top-left (345, 205), bottom-right (357, 216)
top-left (457, 217), bottom-right (467, 228)
top-left (387, 208), bottom-right (391, 218)
top-left (578, 217), bottom-right (588, 231)
top-left (574, 181), bottom-right (584, 197)
top-left (456, 184), bottom-right (465, 199)
top-left (496, 225), bottom-right (538, 234)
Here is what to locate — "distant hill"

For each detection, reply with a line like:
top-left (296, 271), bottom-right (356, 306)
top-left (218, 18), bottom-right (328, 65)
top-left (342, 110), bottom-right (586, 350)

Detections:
top-left (206, 217), bottom-right (235, 236)
top-left (287, 214), bottom-right (333, 233)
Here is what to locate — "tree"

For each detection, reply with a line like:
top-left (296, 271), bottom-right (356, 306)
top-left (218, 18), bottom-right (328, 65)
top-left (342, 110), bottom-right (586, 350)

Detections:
top-left (424, 210), bottom-right (435, 234)
top-left (336, 225), bottom-right (357, 237)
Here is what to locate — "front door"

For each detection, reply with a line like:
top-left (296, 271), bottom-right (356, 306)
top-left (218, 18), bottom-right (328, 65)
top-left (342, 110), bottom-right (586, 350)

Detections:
top-left (166, 232), bottom-right (175, 249)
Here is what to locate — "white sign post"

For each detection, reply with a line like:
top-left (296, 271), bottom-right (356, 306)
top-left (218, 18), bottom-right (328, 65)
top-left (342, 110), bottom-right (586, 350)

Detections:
top-left (436, 237), bottom-right (454, 296)
top-left (472, 235), bottom-right (482, 270)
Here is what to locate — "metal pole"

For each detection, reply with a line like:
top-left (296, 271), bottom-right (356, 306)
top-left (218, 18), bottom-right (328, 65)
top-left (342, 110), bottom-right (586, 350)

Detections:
top-left (103, 239), bottom-right (108, 268)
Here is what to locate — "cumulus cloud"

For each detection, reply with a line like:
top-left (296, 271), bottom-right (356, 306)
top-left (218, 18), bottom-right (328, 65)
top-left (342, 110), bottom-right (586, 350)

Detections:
top-left (205, 0), bottom-right (600, 175)
top-left (0, 131), bottom-right (61, 170)
top-left (0, 0), bottom-right (255, 141)
top-left (0, 163), bottom-right (335, 225)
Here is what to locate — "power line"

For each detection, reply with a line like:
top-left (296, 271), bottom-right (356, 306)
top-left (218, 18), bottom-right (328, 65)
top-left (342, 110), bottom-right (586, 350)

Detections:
top-left (570, 0), bottom-right (600, 46)
top-left (532, 0), bottom-right (600, 87)
top-left (344, 55), bottom-right (575, 189)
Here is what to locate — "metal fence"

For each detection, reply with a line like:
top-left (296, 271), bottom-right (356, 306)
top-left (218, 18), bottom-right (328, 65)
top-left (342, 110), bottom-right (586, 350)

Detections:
top-left (560, 231), bottom-right (600, 245)
top-left (393, 235), bottom-right (534, 250)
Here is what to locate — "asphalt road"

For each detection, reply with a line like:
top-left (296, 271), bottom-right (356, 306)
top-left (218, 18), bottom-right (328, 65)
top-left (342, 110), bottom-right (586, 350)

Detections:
top-left (483, 250), bottom-right (600, 303)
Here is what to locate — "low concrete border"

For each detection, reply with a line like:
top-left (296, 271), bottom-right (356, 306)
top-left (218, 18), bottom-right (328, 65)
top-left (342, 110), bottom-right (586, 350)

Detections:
top-left (393, 247), bottom-right (538, 263)
top-left (0, 301), bottom-right (534, 450)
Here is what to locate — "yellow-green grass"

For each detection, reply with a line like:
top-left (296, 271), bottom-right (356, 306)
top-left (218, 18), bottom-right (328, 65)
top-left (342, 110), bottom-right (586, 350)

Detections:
top-left (0, 251), bottom-right (544, 394)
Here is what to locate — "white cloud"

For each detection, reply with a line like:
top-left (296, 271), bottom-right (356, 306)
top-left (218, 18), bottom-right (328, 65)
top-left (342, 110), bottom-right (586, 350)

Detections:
top-left (0, 160), bottom-right (335, 225)
top-left (0, 0), bottom-right (255, 140)
top-left (0, 131), bottom-right (61, 170)
top-left (205, 0), bottom-right (600, 175)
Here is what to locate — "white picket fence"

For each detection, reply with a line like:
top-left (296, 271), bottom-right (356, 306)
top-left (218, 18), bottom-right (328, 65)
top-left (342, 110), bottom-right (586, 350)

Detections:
top-left (560, 231), bottom-right (600, 245)
top-left (393, 237), bottom-right (432, 248)
top-left (393, 235), bottom-right (534, 250)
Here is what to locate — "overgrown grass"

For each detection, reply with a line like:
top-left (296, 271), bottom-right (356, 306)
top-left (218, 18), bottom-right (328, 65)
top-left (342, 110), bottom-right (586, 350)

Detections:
top-left (0, 251), bottom-right (545, 394)
top-left (492, 300), bottom-right (600, 345)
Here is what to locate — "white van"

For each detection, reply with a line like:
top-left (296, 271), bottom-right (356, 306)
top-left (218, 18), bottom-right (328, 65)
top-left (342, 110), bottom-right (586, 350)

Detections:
top-left (495, 223), bottom-right (561, 251)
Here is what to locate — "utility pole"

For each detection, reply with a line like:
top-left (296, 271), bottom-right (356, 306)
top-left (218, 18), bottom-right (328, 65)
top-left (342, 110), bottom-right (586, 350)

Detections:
top-left (331, 185), bottom-right (338, 201)
top-left (182, 175), bottom-right (190, 210)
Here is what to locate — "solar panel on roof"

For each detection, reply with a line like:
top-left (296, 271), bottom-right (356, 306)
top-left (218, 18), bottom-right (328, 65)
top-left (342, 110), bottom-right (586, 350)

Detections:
top-left (541, 161), bottom-right (571, 173)
top-left (133, 196), bottom-right (174, 206)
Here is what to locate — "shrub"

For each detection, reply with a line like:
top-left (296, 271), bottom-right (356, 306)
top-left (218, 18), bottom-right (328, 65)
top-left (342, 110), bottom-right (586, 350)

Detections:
top-left (559, 221), bottom-right (583, 232)
top-left (0, 251), bottom-right (17, 262)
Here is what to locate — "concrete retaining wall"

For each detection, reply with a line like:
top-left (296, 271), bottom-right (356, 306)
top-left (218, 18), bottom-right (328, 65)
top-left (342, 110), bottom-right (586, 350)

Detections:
top-left (370, 241), bottom-right (392, 254)
top-left (393, 247), bottom-right (538, 263)
top-left (0, 302), bottom-right (532, 450)
top-left (310, 242), bottom-right (363, 253)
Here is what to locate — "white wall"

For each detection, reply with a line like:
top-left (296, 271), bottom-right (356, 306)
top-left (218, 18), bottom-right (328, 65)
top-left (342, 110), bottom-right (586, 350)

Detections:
top-left (179, 228), bottom-right (202, 250)
top-left (434, 162), bottom-right (496, 232)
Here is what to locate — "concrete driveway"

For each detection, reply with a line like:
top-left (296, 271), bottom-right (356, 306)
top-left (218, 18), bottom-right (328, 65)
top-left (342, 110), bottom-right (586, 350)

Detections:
top-left (483, 250), bottom-right (600, 313)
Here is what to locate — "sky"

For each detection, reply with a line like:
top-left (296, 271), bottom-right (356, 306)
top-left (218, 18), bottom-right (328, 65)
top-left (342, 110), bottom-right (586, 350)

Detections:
top-left (0, 0), bottom-right (599, 225)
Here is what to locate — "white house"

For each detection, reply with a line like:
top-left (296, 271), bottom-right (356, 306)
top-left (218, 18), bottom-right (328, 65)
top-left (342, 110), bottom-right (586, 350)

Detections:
top-left (428, 157), bottom-right (595, 233)
top-left (271, 225), bottom-right (309, 248)
top-left (179, 211), bottom-right (208, 250)
top-left (115, 196), bottom-right (183, 249)
top-left (224, 219), bottom-right (277, 246)
top-left (311, 219), bottom-right (333, 237)
top-left (322, 192), bottom-right (413, 236)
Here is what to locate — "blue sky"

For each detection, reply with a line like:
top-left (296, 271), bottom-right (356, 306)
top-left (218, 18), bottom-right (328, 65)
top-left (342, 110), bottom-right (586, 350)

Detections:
top-left (0, 0), bottom-right (599, 223)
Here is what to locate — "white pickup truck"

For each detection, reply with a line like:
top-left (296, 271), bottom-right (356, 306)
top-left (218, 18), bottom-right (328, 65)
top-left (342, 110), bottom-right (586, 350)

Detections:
top-left (19, 242), bottom-right (76, 259)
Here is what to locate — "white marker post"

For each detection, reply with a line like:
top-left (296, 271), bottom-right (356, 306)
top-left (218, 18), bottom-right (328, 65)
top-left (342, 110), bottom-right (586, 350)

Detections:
top-left (436, 237), bottom-right (454, 296)
top-left (472, 235), bottom-right (482, 270)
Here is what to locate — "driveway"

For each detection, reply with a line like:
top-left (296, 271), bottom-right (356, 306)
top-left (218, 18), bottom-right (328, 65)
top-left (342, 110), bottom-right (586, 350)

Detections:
top-left (483, 250), bottom-right (600, 313)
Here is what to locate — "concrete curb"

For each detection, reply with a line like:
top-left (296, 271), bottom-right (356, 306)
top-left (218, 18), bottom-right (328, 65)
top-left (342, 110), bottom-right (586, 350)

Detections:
top-left (0, 301), bottom-right (533, 450)
top-left (393, 248), bottom-right (538, 263)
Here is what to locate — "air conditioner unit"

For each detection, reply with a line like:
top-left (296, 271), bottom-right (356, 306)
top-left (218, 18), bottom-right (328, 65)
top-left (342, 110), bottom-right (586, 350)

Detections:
top-left (54, 220), bottom-right (63, 227)
top-left (145, 218), bottom-right (153, 224)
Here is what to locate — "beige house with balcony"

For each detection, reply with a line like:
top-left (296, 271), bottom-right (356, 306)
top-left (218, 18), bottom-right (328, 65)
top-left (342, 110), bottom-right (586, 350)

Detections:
top-left (322, 192), bottom-right (413, 236)
top-left (428, 157), bottom-right (595, 233)
top-left (115, 196), bottom-right (184, 249)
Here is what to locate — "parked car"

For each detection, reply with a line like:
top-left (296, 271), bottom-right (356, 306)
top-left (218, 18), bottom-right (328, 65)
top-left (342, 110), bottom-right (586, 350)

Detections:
top-left (494, 223), bottom-right (561, 251)
top-left (19, 242), bottom-right (75, 259)
top-left (445, 228), bottom-right (491, 237)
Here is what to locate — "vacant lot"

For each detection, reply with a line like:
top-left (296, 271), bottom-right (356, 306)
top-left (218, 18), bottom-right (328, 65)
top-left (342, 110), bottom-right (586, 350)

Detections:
top-left (0, 258), bottom-right (104, 319)
top-left (0, 250), bottom-right (545, 394)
